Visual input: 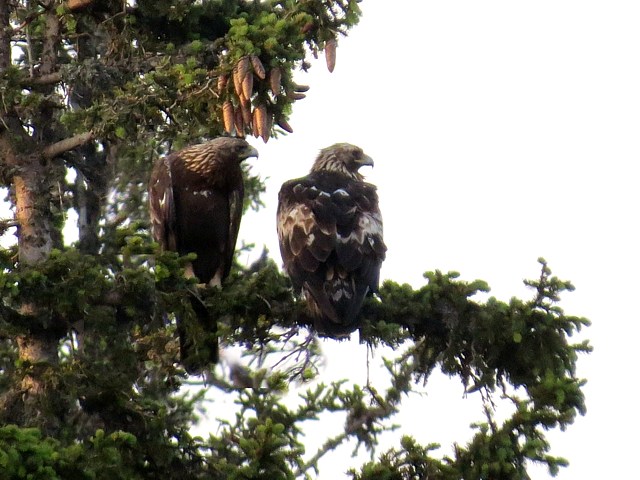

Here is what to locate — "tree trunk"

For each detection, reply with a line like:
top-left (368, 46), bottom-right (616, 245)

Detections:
top-left (10, 155), bottom-right (66, 433)
top-left (0, 0), bottom-right (67, 434)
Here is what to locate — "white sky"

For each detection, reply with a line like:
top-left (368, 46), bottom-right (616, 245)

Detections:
top-left (1, 1), bottom-right (638, 477)
top-left (229, 1), bottom-right (640, 478)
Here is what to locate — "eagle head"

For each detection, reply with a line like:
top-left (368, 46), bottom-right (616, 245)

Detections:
top-left (311, 143), bottom-right (373, 180)
top-left (215, 137), bottom-right (260, 163)
top-left (180, 137), bottom-right (259, 176)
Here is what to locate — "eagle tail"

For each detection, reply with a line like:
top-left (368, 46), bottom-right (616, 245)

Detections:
top-left (303, 280), bottom-right (367, 337)
top-left (177, 290), bottom-right (218, 374)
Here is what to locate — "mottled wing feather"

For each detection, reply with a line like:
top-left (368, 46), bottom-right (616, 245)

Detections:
top-left (277, 180), bottom-right (336, 280)
top-left (278, 173), bottom-right (386, 334)
top-left (225, 185), bottom-right (244, 279)
top-left (148, 138), bottom-right (256, 373)
top-left (149, 156), bottom-right (177, 251)
top-left (336, 181), bottom-right (385, 282)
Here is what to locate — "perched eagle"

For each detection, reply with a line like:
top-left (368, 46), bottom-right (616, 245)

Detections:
top-left (277, 143), bottom-right (386, 337)
top-left (149, 137), bottom-right (258, 372)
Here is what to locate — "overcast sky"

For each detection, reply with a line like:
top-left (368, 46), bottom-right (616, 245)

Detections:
top-left (228, 1), bottom-right (640, 478)
top-left (2, 1), bottom-right (638, 478)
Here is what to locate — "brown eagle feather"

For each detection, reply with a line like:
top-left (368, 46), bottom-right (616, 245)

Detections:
top-left (149, 137), bottom-right (258, 372)
top-left (277, 143), bottom-right (386, 337)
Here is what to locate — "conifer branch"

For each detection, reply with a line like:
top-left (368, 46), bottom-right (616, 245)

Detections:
top-left (295, 431), bottom-right (349, 477)
top-left (293, 348), bottom-right (416, 477)
top-left (42, 131), bottom-right (94, 160)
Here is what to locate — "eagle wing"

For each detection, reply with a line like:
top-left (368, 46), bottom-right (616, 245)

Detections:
top-left (337, 180), bottom-right (386, 290)
top-left (224, 180), bottom-right (244, 281)
top-left (148, 156), bottom-right (177, 251)
top-left (277, 174), bottom-right (386, 334)
top-left (277, 180), bottom-right (335, 283)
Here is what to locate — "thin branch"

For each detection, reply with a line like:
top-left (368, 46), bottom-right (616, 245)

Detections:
top-left (293, 352), bottom-right (412, 478)
top-left (42, 131), bottom-right (94, 160)
top-left (21, 71), bottom-right (63, 86)
top-left (294, 403), bottom-right (392, 477)
top-left (0, 219), bottom-right (18, 235)
top-left (11, 12), bottom-right (39, 35)
top-left (295, 431), bottom-right (348, 477)
top-left (25, 23), bottom-right (34, 77)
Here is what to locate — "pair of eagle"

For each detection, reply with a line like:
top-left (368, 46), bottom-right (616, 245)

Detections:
top-left (149, 137), bottom-right (386, 373)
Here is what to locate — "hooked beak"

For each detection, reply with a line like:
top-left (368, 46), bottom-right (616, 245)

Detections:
top-left (357, 153), bottom-right (374, 168)
top-left (242, 145), bottom-right (259, 161)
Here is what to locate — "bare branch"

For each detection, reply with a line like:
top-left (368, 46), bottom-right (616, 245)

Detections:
top-left (11, 12), bottom-right (39, 35)
top-left (21, 72), bottom-right (63, 86)
top-left (42, 131), bottom-right (94, 160)
top-left (0, 218), bottom-right (18, 234)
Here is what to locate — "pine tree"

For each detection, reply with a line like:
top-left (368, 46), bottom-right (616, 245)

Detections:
top-left (0, 1), bottom-right (590, 478)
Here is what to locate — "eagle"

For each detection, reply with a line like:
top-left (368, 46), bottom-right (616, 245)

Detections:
top-left (277, 143), bottom-right (386, 337)
top-left (148, 137), bottom-right (258, 373)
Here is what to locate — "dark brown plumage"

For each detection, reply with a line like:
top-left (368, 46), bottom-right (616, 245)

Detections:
top-left (277, 143), bottom-right (386, 337)
top-left (149, 137), bottom-right (258, 372)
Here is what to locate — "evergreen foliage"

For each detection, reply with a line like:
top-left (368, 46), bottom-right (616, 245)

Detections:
top-left (0, 1), bottom-right (590, 478)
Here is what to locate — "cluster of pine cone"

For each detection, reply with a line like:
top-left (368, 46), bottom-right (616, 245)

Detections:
top-left (219, 39), bottom-right (337, 143)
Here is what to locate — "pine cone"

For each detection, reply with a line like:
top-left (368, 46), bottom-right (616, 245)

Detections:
top-left (222, 101), bottom-right (235, 134)
top-left (236, 56), bottom-right (251, 80)
top-left (232, 65), bottom-right (243, 98)
top-left (242, 72), bottom-right (254, 101)
top-left (233, 57), bottom-right (251, 98)
top-left (240, 97), bottom-right (252, 125)
top-left (216, 74), bottom-right (228, 93)
top-left (253, 104), bottom-right (269, 143)
top-left (276, 117), bottom-right (293, 133)
top-left (234, 106), bottom-right (245, 137)
top-left (250, 55), bottom-right (266, 80)
top-left (325, 39), bottom-right (337, 73)
top-left (269, 68), bottom-right (282, 96)
top-left (252, 112), bottom-right (260, 138)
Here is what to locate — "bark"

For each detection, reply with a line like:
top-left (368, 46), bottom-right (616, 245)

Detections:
top-left (40, 1), bottom-right (60, 77)
top-left (0, 131), bottom-right (68, 433)
top-left (14, 167), bottom-right (55, 263)
top-left (0, 1), bottom-right (10, 71)
top-left (0, 1), bottom-right (69, 433)
top-left (10, 156), bottom-right (67, 433)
